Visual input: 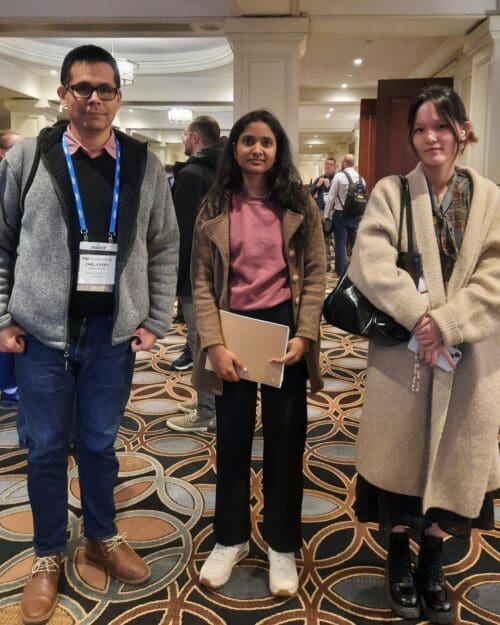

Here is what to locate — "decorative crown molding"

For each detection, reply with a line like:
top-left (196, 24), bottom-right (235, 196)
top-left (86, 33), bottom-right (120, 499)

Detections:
top-left (0, 38), bottom-right (233, 74)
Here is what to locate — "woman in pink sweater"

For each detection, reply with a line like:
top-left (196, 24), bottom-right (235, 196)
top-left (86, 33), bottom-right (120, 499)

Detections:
top-left (191, 109), bottom-right (326, 596)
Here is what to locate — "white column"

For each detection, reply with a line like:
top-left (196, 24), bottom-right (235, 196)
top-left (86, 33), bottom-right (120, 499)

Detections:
top-left (225, 17), bottom-right (308, 153)
top-left (4, 99), bottom-right (59, 138)
top-left (463, 16), bottom-right (500, 184)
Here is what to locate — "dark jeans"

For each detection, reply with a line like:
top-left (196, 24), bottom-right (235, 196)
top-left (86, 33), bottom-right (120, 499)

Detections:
top-left (0, 352), bottom-right (16, 389)
top-left (332, 210), bottom-right (361, 275)
top-left (214, 301), bottom-right (308, 552)
top-left (15, 316), bottom-right (135, 556)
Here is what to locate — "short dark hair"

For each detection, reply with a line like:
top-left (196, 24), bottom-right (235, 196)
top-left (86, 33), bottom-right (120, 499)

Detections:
top-left (407, 84), bottom-right (478, 155)
top-left (60, 45), bottom-right (121, 88)
top-left (189, 115), bottom-right (220, 146)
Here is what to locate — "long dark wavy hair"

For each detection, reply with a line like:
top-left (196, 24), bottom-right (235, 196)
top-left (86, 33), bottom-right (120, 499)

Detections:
top-left (204, 109), bottom-right (310, 247)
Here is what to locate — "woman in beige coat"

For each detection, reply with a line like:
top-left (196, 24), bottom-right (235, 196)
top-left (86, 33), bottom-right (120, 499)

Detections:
top-left (191, 110), bottom-right (326, 597)
top-left (348, 85), bottom-right (500, 624)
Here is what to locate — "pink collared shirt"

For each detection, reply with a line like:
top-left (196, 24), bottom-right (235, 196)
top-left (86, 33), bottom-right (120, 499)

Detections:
top-left (64, 126), bottom-right (117, 159)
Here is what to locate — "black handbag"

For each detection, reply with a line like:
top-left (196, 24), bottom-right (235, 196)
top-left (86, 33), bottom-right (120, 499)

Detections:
top-left (322, 176), bottom-right (421, 346)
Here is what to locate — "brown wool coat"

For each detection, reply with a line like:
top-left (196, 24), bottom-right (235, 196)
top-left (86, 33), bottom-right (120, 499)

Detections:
top-left (190, 197), bottom-right (326, 396)
top-left (348, 163), bottom-right (500, 520)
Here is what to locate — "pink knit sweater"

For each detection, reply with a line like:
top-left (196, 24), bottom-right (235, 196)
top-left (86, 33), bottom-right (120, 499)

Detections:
top-left (229, 193), bottom-right (291, 310)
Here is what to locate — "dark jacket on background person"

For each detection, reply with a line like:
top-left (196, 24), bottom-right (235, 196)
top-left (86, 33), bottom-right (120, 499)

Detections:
top-left (173, 146), bottom-right (220, 296)
top-left (310, 173), bottom-right (335, 212)
top-left (0, 122), bottom-right (179, 348)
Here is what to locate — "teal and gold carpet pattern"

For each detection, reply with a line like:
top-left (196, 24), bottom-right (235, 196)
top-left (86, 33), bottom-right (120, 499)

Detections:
top-left (0, 321), bottom-right (498, 624)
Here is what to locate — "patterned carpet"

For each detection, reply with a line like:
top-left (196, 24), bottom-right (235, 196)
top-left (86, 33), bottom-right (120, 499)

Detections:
top-left (0, 317), bottom-right (498, 625)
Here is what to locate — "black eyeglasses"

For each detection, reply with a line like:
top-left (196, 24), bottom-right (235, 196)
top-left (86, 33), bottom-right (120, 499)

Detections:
top-left (67, 83), bottom-right (119, 101)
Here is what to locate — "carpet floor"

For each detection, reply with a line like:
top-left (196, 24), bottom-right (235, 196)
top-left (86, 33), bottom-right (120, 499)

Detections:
top-left (0, 318), bottom-right (498, 625)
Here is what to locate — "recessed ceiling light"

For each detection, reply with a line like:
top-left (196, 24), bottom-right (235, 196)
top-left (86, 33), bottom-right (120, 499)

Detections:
top-left (50, 69), bottom-right (58, 76)
top-left (341, 83), bottom-right (348, 89)
top-left (329, 107), bottom-right (334, 112)
top-left (314, 134), bottom-right (318, 138)
top-left (347, 74), bottom-right (353, 77)
top-left (353, 58), bottom-right (363, 66)
top-left (128, 109), bottom-right (133, 113)
top-left (325, 113), bottom-right (331, 118)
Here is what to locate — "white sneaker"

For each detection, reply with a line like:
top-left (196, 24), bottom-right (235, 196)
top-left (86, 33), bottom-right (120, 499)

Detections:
top-left (166, 410), bottom-right (215, 432)
top-left (268, 547), bottom-right (299, 597)
top-left (177, 399), bottom-right (198, 414)
top-left (199, 542), bottom-right (249, 588)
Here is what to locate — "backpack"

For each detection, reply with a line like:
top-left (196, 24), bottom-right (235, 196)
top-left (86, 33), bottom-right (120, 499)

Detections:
top-left (20, 136), bottom-right (41, 211)
top-left (339, 170), bottom-right (368, 217)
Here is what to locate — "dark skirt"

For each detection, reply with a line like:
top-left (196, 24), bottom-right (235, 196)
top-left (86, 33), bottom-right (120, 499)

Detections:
top-left (355, 474), bottom-right (497, 540)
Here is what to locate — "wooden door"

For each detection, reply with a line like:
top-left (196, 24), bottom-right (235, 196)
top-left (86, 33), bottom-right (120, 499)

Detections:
top-left (374, 77), bottom-right (453, 182)
top-left (358, 98), bottom-right (377, 192)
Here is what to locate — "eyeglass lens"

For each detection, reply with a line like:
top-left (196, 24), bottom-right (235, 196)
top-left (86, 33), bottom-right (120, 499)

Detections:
top-left (69, 83), bottom-right (118, 100)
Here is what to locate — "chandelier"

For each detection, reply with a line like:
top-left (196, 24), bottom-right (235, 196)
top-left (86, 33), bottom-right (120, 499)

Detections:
top-left (116, 59), bottom-right (138, 86)
top-left (167, 108), bottom-right (193, 127)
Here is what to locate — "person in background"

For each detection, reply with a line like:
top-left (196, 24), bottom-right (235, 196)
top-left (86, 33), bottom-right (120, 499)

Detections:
top-left (0, 45), bottom-right (179, 624)
top-left (0, 130), bottom-right (22, 408)
top-left (310, 157), bottom-right (336, 271)
top-left (310, 156), bottom-right (336, 213)
top-left (191, 109), bottom-right (326, 597)
top-left (348, 85), bottom-right (499, 624)
top-left (0, 129), bottom-right (21, 159)
top-left (324, 154), bottom-right (365, 276)
top-left (166, 115), bottom-right (221, 433)
top-left (164, 163), bottom-right (175, 188)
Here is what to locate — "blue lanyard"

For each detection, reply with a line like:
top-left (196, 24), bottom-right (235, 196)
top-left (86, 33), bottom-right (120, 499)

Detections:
top-left (62, 133), bottom-right (121, 242)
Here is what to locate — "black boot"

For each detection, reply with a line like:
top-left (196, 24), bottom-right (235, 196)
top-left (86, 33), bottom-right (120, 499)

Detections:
top-left (385, 532), bottom-right (420, 618)
top-left (418, 534), bottom-right (455, 624)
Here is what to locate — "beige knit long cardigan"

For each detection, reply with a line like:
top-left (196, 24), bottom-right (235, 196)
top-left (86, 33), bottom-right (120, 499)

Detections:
top-left (348, 163), bottom-right (500, 520)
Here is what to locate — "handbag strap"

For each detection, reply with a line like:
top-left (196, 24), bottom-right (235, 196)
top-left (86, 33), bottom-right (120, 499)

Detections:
top-left (398, 175), bottom-right (421, 286)
top-left (397, 175), bottom-right (413, 254)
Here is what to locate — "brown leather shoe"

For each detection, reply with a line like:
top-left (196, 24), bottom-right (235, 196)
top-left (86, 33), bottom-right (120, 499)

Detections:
top-left (21, 554), bottom-right (62, 625)
top-left (85, 533), bottom-right (150, 585)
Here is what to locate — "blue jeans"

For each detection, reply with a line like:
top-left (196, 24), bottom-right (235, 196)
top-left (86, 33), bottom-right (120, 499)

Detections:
top-left (0, 352), bottom-right (16, 389)
top-left (15, 316), bottom-right (135, 556)
top-left (332, 210), bottom-right (361, 275)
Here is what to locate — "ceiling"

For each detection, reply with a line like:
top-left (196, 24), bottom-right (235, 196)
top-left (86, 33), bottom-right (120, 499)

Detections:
top-left (0, 0), bottom-right (497, 158)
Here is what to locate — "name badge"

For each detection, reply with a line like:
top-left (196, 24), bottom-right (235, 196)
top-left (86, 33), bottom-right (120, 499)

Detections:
top-left (77, 241), bottom-right (117, 292)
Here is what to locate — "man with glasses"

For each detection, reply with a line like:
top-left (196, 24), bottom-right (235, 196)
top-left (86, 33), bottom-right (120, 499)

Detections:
top-left (0, 45), bottom-right (178, 624)
top-left (0, 131), bottom-right (22, 412)
top-left (310, 157), bottom-right (336, 271)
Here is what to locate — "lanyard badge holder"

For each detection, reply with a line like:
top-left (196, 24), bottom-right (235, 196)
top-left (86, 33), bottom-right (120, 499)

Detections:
top-left (63, 135), bottom-right (121, 293)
